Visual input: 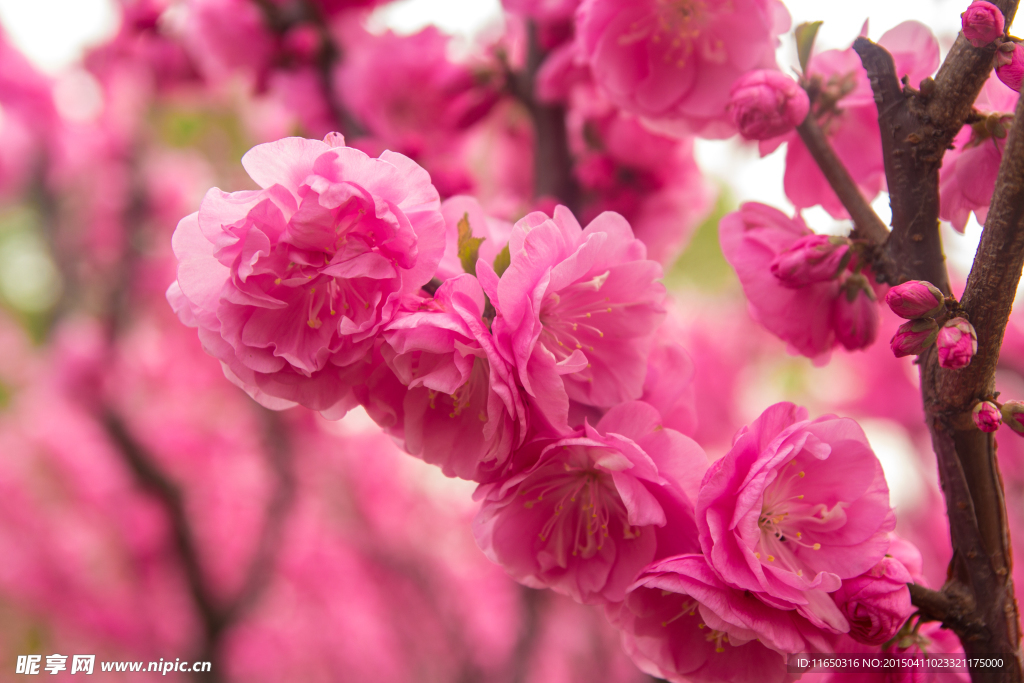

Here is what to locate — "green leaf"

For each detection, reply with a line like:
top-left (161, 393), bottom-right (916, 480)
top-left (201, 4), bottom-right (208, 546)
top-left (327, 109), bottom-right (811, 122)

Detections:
top-left (795, 21), bottom-right (823, 75)
top-left (492, 244), bottom-right (511, 278)
top-left (457, 212), bottom-right (486, 276)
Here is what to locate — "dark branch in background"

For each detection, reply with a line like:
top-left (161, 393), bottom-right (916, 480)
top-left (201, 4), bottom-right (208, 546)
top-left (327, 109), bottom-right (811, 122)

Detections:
top-left (506, 22), bottom-right (579, 214)
top-left (102, 404), bottom-right (295, 683)
top-left (845, 3), bottom-right (1024, 679)
top-left (509, 587), bottom-right (545, 683)
top-left (250, 0), bottom-right (365, 138)
top-left (794, 114), bottom-right (890, 246)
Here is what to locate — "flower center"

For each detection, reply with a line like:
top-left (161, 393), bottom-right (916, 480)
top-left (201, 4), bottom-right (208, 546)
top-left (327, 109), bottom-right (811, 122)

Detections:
top-left (755, 461), bottom-right (826, 573)
top-left (618, 0), bottom-right (713, 68)
top-left (520, 455), bottom-right (637, 562)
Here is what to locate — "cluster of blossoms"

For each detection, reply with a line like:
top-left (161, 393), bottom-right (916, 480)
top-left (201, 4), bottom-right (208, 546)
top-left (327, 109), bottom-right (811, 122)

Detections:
top-left (168, 133), bottom-right (919, 682)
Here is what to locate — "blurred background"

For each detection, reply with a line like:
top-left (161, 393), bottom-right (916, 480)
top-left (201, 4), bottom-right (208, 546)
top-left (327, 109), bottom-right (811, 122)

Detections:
top-left (0, 0), bottom-right (1021, 681)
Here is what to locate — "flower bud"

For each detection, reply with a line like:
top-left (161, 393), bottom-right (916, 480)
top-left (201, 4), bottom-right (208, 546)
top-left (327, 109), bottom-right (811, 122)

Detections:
top-left (728, 70), bottom-right (810, 140)
top-left (770, 234), bottom-right (851, 288)
top-left (832, 556), bottom-right (913, 646)
top-left (890, 318), bottom-right (938, 358)
top-left (936, 317), bottom-right (978, 369)
top-left (961, 1), bottom-right (1005, 47)
top-left (884, 280), bottom-right (945, 319)
top-left (832, 274), bottom-right (879, 351)
top-left (1002, 401), bottom-right (1024, 434)
top-left (996, 42), bottom-right (1024, 92)
top-left (973, 400), bottom-right (1002, 432)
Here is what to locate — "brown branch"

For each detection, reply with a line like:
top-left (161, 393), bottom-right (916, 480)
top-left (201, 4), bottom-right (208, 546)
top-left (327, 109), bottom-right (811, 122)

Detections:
top-left (795, 115), bottom-right (890, 246)
top-left (507, 22), bottom-right (579, 213)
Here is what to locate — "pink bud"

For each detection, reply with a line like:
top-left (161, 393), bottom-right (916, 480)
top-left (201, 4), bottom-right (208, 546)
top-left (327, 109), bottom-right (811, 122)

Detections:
top-left (884, 280), bottom-right (945, 319)
top-left (832, 275), bottom-right (879, 351)
top-left (936, 317), bottom-right (978, 369)
top-left (890, 318), bottom-right (938, 358)
top-left (770, 234), bottom-right (851, 288)
top-left (973, 401), bottom-right (1002, 432)
top-left (996, 43), bottom-right (1024, 92)
top-left (1002, 401), bottom-right (1024, 434)
top-left (728, 70), bottom-right (810, 141)
top-left (832, 556), bottom-right (914, 646)
top-left (961, 1), bottom-right (1005, 47)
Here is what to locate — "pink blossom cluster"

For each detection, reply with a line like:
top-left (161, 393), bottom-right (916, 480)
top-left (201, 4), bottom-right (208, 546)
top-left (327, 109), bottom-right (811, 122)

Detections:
top-left (167, 136), bottom-right (914, 683)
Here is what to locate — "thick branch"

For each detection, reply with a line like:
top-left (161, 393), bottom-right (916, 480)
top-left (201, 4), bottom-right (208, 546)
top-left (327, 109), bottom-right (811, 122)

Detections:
top-left (795, 115), bottom-right (890, 245)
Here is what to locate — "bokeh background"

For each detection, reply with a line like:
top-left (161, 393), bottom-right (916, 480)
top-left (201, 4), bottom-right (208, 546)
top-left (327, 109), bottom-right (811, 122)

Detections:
top-left (0, 1), bottom-right (1021, 681)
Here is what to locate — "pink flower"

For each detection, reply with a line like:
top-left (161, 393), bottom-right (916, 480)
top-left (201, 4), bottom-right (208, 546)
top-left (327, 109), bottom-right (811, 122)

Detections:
top-left (890, 319), bottom-right (938, 358)
top-left (719, 202), bottom-right (842, 362)
top-left (434, 196), bottom-right (513, 283)
top-left (729, 70), bottom-right (809, 141)
top-left (831, 276), bottom-right (879, 351)
top-left (832, 556), bottom-right (913, 646)
top-left (183, 0), bottom-right (275, 87)
top-left (480, 206), bottom-right (666, 432)
top-left (474, 401), bottom-right (707, 605)
top-left (762, 22), bottom-right (939, 218)
top-left (961, 1), bottom-right (1005, 47)
top-left (1002, 401), bottom-right (1024, 435)
top-left (612, 554), bottom-right (830, 683)
top-left (997, 43), bottom-right (1024, 92)
top-left (936, 317), bottom-right (978, 369)
top-left (939, 73), bottom-right (1017, 232)
top-left (770, 234), bottom-right (850, 288)
top-left (380, 275), bottom-right (528, 482)
top-left (167, 134), bottom-right (445, 417)
top-left (696, 402), bottom-right (895, 632)
top-left (575, 0), bottom-right (791, 139)
top-left (885, 280), bottom-right (945, 319)
top-left (972, 400), bottom-right (1002, 432)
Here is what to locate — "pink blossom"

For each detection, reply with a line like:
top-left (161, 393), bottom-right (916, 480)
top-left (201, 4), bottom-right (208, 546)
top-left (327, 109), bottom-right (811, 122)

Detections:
top-left (719, 202), bottom-right (843, 362)
top-left (381, 275), bottom-right (528, 482)
top-left (997, 43), bottom-right (1024, 92)
top-left (831, 275), bottom-right (880, 351)
top-left (575, 0), bottom-right (791, 139)
top-left (961, 1), bottom-right (1005, 47)
top-left (729, 70), bottom-right (809, 141)
top-left (183, 0), bottom-right (275, 87)
top-left (939, 73), bottom-right (1017, 232)
top-left (890, 319), bottom-right (939, 358)
top-left (434, 195), bottom-right (513, 282)
top-left (480, 206), bottom-right (666, 432)
top-left (936, 317), bottom-right (978, 369)
top-left (167, 134), bottom-right (445, 417)
top-left (763, 22), bottom-right (939, 218)
top-left (973, 401), bottom-right (1002, 432)
top-left (474, 401), bottom-right (707, 605)
top-left (832, 556), bottom-right (913, 645)
top-left (612, 554), bottom-right (830, 683)
top-left (696, 402), bottom-right (895, 632)
top-left (640, 324), bottom-right (697, 437)
top-left (770, 234), bottom-right (850, 288)
top-left (1002, 401), bottom-right (1024, 435)
top-left (885, 280), bottom-right (946, 319)
top-left (503, 0), bottom-right (579, 21)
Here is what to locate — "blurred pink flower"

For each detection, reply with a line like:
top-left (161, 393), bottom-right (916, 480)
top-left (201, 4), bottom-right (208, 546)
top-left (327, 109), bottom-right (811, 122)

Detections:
top-left (831, 276), bottom-right (880, 351)
top-left (997, 43), bottom-right (1024, 92)
top-left (697, 402), bottom-right (895, 633)
top-left (168, 135), bottom-right (445, 417)
top-left (183, 0), bottom-right (275, 87)
top-left (575, 0), bottom-right (790, 138)
top-left (481, 206), bottom-right (665, 432)
top-left (474, 401), bottom-right (706, 605)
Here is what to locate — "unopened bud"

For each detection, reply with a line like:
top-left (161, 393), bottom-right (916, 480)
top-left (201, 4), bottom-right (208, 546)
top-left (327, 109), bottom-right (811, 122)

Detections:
top-left (1001, 401), bottom-right (1024, 434)
top-left (973, 401), bottom-right (1002, 432)
top-left (891, 318), bottom-right (938, 358)
top-left (770, 235), bottom-right (851, 288)
top-left (961, 1), bottom-right (1005, 47)
top-left (996, 42), bottom-right (1024, 92)
top-left (936, 317), bottom-right (978, 369)
top-left (728, 70), bottom-right (810, 140)
top-left (884, 280), bottom-right (946, 319)
top-left (832, 274), bottom-right (878, 351)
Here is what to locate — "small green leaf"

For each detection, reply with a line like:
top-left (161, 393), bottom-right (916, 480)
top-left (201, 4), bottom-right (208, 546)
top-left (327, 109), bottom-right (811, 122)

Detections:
top-left (493, 244), bottom-right (511, 278)
top-left (457, 213), bottom-right (486, 276)
top-left (795, 21), bottom-right (823, 75)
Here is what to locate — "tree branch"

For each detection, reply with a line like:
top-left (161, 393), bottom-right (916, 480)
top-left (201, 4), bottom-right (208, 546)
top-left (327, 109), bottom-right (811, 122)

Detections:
top-left (795, 115), bottom-right (890, 246)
